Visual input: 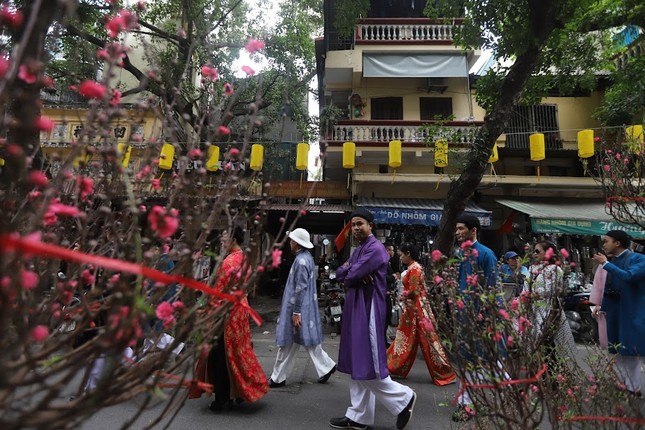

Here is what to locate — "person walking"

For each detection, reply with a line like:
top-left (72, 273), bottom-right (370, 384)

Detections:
top-left (269, 228), bottom-right (337, 387)
top-left (330, 209), bottom-right (416, 430)
top-left (189, 227), bottom-right (269, 411)
top-left (452, 213), bottom-right (499, 422)
top-left (591, 230), bottom-right (645, 396)
top-left (387, 243), bottom-right (456, 385)
top-left (525, 241), bottom-right (576, 363)
top-left (384, 244), bottom-right (400, 347)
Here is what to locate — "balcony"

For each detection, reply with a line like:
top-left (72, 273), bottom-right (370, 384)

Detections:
top-left (327, 120), bottom-right (482, 145)
top-left (356, 18), bottom-right (463, 45)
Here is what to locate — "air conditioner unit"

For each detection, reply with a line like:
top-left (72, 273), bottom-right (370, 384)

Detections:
top-left (426, 77), bottom-right (448, 94)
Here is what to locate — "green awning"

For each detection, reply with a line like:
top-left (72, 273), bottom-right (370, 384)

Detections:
top-left (496, 199), bottom-right (645, 239)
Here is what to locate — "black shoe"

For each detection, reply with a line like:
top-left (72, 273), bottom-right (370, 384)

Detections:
top-left (268, 378), bottom-right (285, 388)
top-left (209, 400), bottom-right (226, 412)
top-left (329, 416), bottom-right (367, 429)
top-left (396, 391), bottom-right (416, 429)
top-left (451, 404), bottom-right (475, 422)
top-left (318, 364), bottom-right (337, 383)
top-left (627, 389), bottom-right (642, 398)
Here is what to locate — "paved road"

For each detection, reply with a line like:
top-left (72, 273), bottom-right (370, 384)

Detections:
top-left (79, 296), bottom-right (602, 430)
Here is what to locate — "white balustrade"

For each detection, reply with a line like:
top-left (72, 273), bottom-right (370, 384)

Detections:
top-left (359, 23), bottom-right (456, 42)
top-left (331, 124), bottom-right (478, 144)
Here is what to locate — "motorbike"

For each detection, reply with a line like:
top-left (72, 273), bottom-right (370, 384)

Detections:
top-left (562, 284), bottom-right (598, 344)
top-left (322, 271), bottom-right (344, 333)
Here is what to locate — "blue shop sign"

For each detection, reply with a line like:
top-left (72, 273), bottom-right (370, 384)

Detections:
top-left (366, 207), bottom-right (491, 227)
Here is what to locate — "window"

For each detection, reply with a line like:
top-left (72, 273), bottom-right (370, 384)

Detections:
top-left (371, 97), bottom-right (403, 120)
top-left (420, 98), bottom-right (453, 120)
top-left (505, 105), bottom-right (561, 149)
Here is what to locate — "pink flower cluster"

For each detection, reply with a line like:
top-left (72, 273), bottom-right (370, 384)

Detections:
top-left (148, 205), bottom-right (179, 238)
top-left (105, 9), bottom-right (138, 38)
top-left (155, 301), bottom-right (184, 328)
top-left (201, 65), bottom-right (219, 81)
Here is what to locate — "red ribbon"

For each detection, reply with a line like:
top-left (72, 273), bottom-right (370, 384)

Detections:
top-left (0, 234), bottom-right (263, 326)
top-left (453, 364), bottom-right (548, 404)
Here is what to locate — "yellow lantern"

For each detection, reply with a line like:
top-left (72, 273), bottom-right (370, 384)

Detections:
top-left (488, 143), bottom-right (499, 163)
top-left (159, 143), bottom-right (175, 170)
top-left (250, 144), bottom-right (264, 171)
top-left (73, 147), bottom-right (89, 168)
top-left (626, 125), bottom-right (644, 142)
top-left (434, 140), bottom-right (448, 168)
top-left (577, 129), bottom-right (594, 158)
top-left (529, 133), bottom-right (545, 161)
top-left (206, 145), bottom-right (220, 172)
top-left (296, 143), bottom-right (309, 171)
top-left (342, 142), bottom-right (355, 169)
top-left (117, 143), bottom-right (131, 168)
top-left (0, 157), bottom-right (4, 167)
top-left (389, 140), bottom-right (401, 168)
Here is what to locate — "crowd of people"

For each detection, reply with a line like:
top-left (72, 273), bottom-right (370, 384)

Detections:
top-left (177, 209), bottom-right (644, 428)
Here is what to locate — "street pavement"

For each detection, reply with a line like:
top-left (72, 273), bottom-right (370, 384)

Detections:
top-left (79, 295), bottom-right (597, 430)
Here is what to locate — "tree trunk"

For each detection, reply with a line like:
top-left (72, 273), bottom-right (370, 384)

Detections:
top-left (434, 0), bottom-right (561, 254)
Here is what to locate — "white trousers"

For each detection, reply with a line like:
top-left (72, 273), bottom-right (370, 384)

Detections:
top-left (615, 355), bottom-right (644, 392)
top-left (345, 377), bottom-right (414, 426)
top-left (457, 363), bottom-right (510, 406)
top-left (270, 342), bottom-right (336, 383)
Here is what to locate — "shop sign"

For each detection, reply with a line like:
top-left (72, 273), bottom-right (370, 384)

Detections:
top-left (368, 207), bottom-right (491, 227)
top-left (532, 218), bottom-right (645, 238)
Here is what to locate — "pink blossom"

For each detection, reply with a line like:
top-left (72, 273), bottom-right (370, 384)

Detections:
top-left (201, 65), bottom-right (219, 81)
top-left (35, 116), bottom-right (55, 132)
top-left (30, 325), bottom-right (49, 342)
top-left (460, 240), bottom-right (473, 249)
top-left (156, 301), bottom-right (173, 320)
top-left (78, 80), bottom-right (107, 99)
top-left (48, 202), bottom-right (82, 217)
top-left (28, 171), bottom-right (49, 187)
top-left (0, 5), bottom-right (24, 29)
top-left (271, 248), bottom-right (282, 268)
top-left (257, 265), bottom-right (265, 273)
top-left (172, 301), bottom-right (185, 310)
top-left (18, 65), bottom-right (37, 84)
top-left (518, 316), bottom-right (531, 333)
top-left (544, 248), bottom-right (553, 261)
top-left (556, 374), bottom-right (567, 383)
top-left (498, 309), bottom-right (510, 320)
top-left (218, 126), bottom-right (231, 135)
top-left (456, 299), bottom-right (465, 310)
top-left (110, 89), bottom-right (122, 106)
top-left (492, 332), bottom-right (502, 342)
top-left (570, 262), bottom-right (577, 268)
top-left (151, 178), bottom-right (160, 190)
top-left (148, 205), bottom-right (179, 238)
top-left (245, 38), bottom-right (265, 53)
top-left (229, 148), bottom-right (240, 157)
top-left (615, 153), bottom-right (621, 160)
top-left (603, 164), bottom-right (610, 172)
top-left (431, 250), bottom-right (443, 262)
top-left (77, 176), bottom-right (94, 200)
top-left (21, 270), bottom-right (39, 290)
top-left (510, 298), bottom-right (519, 311)
top-left (469, 248), bottom-right (479, 257)
top-left (433, 275), bottom-right (444, 284)
top-left (224, 83), bottom-right (234, 95)
top-left (188, 148), bottom-right (203, 159)
top-left (105, 9), bottom-right (138, 38)
top-left (82, 269), bottom-right (96, 286)
top-left (241, 65), bottom-right (256, 76)
top-left (560, 248), bottom-right (570, 259)
top-left (507, 336), bottom-right (514, 347)
top-left (109, 274), bottom-right (120, 284)
top-left (466, 274), bottom-right (478, 286)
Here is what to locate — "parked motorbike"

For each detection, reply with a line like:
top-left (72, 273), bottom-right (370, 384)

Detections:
top-left (322, 272), bottom-right (344, 333)
top-left (562, 285), bottom-right (598, 344)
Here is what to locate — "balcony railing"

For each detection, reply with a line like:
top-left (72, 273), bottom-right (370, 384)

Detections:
top-left (356, 18), bottom-right (462, 44)
top-left (329, 120), bottom-right (482, 144)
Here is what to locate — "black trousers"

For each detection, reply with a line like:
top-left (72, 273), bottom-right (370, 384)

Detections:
top-left (207, 337), bottom-right (231, 406)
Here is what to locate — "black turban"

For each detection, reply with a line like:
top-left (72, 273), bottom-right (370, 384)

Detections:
top-left (350, 208), bottom-right (374, 223)
top-left (606, 230), bottom-right (632, 248)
